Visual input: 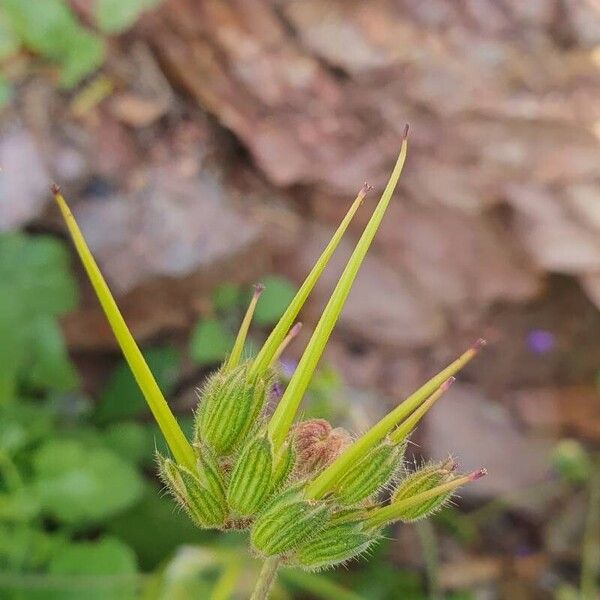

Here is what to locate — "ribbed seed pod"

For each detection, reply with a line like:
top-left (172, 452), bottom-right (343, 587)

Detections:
top-left (194, 364), bottom-right (269, 455)
top-left (293, 519), bottom-right (379, 571)
top-left (391, 460), bottom-right (455, 522)
top-left (251, 487), bottom-right (330, 556)
top-left (158, 456), bottom-right (227, 528)
top-left (334, 441), bottom-right (404, 505)
top-left (270, 442), bottom-right (295, 491)
top-left (195, 443), bottom-right (226, 505)
top-left (227, 435), bottom-right (273, 516)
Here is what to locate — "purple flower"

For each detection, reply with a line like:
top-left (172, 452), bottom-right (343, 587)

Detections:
top-left (526, 329), bottom-right (555, 354)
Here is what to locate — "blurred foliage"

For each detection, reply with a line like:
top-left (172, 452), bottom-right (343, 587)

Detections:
top-left (94, 0), bottom-right (160, 34)
top-left (553, 439), bottom-right (592, 485)
top-left (0, 232), bottom-right (79, 403)
top-left (0, 0), bottom-right (160, 99)
top-left (252, 275), bottom-right (297, 327)
top-left (189, 276), bottom-right (298, 367)
top-left (95, 346), bottom-right (181, 423)
top-left (189, 318), bottom-right (234, 367)
top-left (0, 0), bottom-right (103, 88)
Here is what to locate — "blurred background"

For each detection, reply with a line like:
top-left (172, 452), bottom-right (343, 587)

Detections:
top-left (1, 0), bottom-right (599, 598)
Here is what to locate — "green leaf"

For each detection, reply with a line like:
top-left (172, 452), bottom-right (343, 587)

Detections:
top-left (253, 276), bottom-right (297, 327)
top-left (0, 232), bottom-right (79, 401)
top-left (0, 401), bottom-right (54, 454)
top-left (26, 316), bottom-right (78, 391)
top-left (58, 30), bottom-right (104, 88)
top-left (102, 421), bottom-right (153, 465)
top-left (0, 13), bottom-right (18, 59)
top-left (189, 318), bottom-right (234, 366)
top-left (94, 0), bottom-right (146, 33)
top-left (212, 282), bottom-right (243, 313)
top-left (0, 488), bottom-right (41, 521)
top-left (95, 346), bottom-right (181, 423)
top-left (1, 0), bottom-right (104, 87)
top-left (0, 233), bottom-right (78, 319)
top-left (553, 439), bottom-right (591, 484)
top-left (32, 438), bottom-right (145, 525)
top-left (0, 525), bottom-right (69, 572)
top-left (45, 537), bottom-right (138, 600)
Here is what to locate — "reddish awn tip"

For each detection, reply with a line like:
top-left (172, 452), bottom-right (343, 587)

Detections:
top-left (469, 468), bottom-right (488, 481)
top-left (402, 124), bottom-right (410, 139)
top-left (51, 183), bottom-right (61, 195)
top-left (472, 338), bottom-right (487, 351)
top-left (440, 376), bottom-right (456, 392)
top-left (253, 283), bottom-right (265, 295)
top-left (360, 182), bottom-right (373, 195)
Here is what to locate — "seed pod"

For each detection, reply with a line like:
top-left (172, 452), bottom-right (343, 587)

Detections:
top-left (334, 440), bottom-right (404, 505)
top-left (390, 459), bottom-right (456, 522)
top-left (251, 487), bottom-right (330, 556)
top-left (194, 443), bottom-right (226, 505)
top-left (194, 364), bottom-right (269, 455)
top-left (293, 419), bottom-right (351, 478)
top-left (293, 519), bottom-right (380, 571)
top-left (158, 455), bottom-right (227, 528)
top-left (227, 435), bottom-right (273, 516)
top-left (270, 442), bottom-right (295, 491)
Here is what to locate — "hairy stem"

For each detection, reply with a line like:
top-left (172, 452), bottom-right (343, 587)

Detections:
top-left (250, 557), bottom-right (281, 600)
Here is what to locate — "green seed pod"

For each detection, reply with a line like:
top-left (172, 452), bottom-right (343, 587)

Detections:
top-left (194, 443), bottom-right (226, 505)
top-left (158, 456), bottom-right (227, 528)
top-left (194, 364), bottom-right (269, 455)
top-left (391, 459), bottom-right (456, 522)
top-left (334, 441), bottom-right (404, 505)
top-left (227, 435), bottom-right (273, 516)
top-left (270, 442), bottom-right (295, 491)
top-left (251, 487), bottom-right (330, 556)
top-left (293, 519), bottom-right (380, 571)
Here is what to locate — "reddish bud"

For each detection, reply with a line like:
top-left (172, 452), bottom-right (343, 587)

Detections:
top-left (293, 419), bottom-right (352, 477)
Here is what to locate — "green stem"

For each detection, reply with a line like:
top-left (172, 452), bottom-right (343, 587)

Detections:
top-left (250, 557), bottom-right (280, 600)
top-left (53, 189), bottom-right (195, 470)
top-left (416, 520), bottom-right (442, 600)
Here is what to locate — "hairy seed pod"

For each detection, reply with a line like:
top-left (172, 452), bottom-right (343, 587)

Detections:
top-left (251, 487), bottom-right (330, 556)
top-left (292, 519), bottom-right (380, 571)
top-left (227, 435), bottom-right (273, 516)
top-left (158, 456), bottom-right (227, 528)
top-left (194, 443), bottom-right (226, 505)
top-left (391, 459), bottom-right (456, 522)
top-left (334, 440), bottom-right (404, 505)
top-left (293, 419), bottom-right (351, 477)
top-left (270, 442), bottom-right (295, 491)
top-left (194, 364), bottom-right (269, 455)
